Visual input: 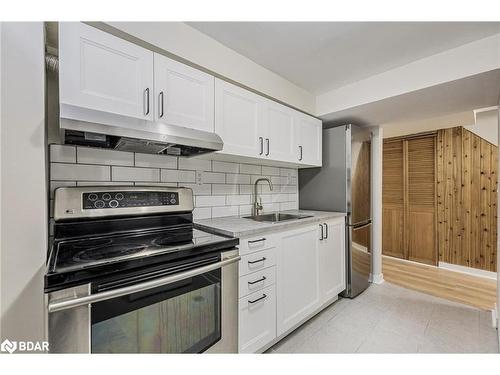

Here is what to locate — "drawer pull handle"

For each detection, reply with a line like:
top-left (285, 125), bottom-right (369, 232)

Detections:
top-left (248, 294), bottom-right (267, 304)
top-left (248, 257), bottom-right (266, 265)
top-left (248, 238), bottom-right (266, 244)
top-left (248, 276), bottom-right (267, 285)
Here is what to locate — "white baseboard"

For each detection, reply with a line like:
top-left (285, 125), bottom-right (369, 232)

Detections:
top-left (438, 262), bottom-right (497, 280)
top-left (369, 273), bottom-right (384, 284)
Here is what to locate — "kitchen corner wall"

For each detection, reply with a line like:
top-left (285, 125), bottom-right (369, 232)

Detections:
top-left (49, 144), bottom-right (299, 223)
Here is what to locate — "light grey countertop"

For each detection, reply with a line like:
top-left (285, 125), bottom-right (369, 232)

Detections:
top-left (194, 210), bottom-right (346, 238)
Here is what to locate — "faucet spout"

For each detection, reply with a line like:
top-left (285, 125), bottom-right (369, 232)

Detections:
top-left (252, 178), bottom-right (273, 216)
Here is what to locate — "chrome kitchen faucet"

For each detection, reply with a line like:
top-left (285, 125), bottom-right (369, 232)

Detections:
top-left (252, 177), bottom-right (273, 216)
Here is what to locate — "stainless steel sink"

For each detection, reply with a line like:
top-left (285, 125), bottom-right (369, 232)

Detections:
top-left (243, 213), bottom-right (313, 223)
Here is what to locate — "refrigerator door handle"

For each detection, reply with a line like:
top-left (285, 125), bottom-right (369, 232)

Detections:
top-left (319, 224), bottom-right (324, 240)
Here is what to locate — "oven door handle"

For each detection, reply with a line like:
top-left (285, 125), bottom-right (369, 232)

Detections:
top-left (47, 254), bottom-right (241, 313)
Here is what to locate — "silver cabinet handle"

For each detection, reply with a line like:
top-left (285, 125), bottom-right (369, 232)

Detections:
top-left (265, 138), bottom-right (270, 156)
top-left (48, 255), bottom-right (241, 313)
top-left (248, 294), bottom-right (267, 304)
top-left (259, 137), bottom-right (264, 155)
top-left (319, 224), bottom-right (324, 240)
top-left (324, 223), bottom-right (328, 239)
top-left (299, 145), bottom-right (303, 161)
top-left (248, 276), bottom-right (266, 285)
top-left (248, 238), bottom-right (266, 244)
top-left (144, 88), bottom-right (150, 116)
top-left (158, 91), bottom-right (164, 118)
top-left (248, 257), bottom-right (266, 265)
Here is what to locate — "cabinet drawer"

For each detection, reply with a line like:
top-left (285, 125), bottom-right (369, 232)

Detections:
top-left (239, 248), bottom-right (276, 276)
top-left (238, 285), bottom-right (276, 353)
top-left (239, 266), bottom-right (276, 298)
top-left (238, 234), bottom-right (278, 255)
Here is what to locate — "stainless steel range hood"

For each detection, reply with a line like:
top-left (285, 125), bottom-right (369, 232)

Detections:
top-left (60, 106), bottom-right (223, 157)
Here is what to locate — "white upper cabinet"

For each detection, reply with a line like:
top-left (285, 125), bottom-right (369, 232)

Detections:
top-left (153, 53), bottom-right (214, 132)
top-left (294, 113), bottom-right (322, 166)
top-left (319, 220), bottom-right (346, 304)
top-left (215, 79), bottom-right (263, 158)
top-left (261, 101), bottom-right (295, 162)
top-left (59, 22), bottom-right (154, 121)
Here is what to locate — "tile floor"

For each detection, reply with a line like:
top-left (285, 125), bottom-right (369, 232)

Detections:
top-left (268, 282), bottom-right (499, 353)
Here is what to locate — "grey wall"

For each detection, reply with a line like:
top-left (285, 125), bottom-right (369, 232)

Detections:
top-left (0, 22), bottom-right (47, 343)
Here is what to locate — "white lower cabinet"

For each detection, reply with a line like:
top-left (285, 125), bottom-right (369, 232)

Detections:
top-left (238, 285), bottom-right (277, 353)
top-left (319, 220), bottom-right (346, 304)
top-left (237, 217), bottom-right (346, 353)
top-left (276, 225), bottom-right (321, 336)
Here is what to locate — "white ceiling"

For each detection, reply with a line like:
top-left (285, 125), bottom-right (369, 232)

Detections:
top-left (187, 22), bottom-right (500, 95)
top-left (319, 69), bottom-right (500, 127)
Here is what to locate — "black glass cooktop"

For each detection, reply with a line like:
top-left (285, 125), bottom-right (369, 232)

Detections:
top-left (45, 227), bottom-right (239, 292)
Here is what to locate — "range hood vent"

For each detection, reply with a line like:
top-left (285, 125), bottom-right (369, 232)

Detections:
top-left (60, 111), bottom-right (223, 157)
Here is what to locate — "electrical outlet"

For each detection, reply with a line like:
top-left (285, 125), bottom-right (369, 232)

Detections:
top-left (195, 170), bottom-right (203, 185)
top-left (286, 171), bottom-right (292, 185)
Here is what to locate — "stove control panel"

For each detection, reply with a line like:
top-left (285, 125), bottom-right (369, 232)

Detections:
top-left (82, 191), bottom-right (179, 210)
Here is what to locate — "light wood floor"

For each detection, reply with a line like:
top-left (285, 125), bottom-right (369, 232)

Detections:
top-left (382, 256), bottom-right (497, 311)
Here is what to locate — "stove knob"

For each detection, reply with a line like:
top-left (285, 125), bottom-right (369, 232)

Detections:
top-left (115, 193), bottom-right (124, 200)
top-left (109, 200), bottom-right (119, 208)
top-left (88, 193), bottom-right (98, 201)
top-left (94, 200), bottom-right (105, 209)
top-left (102, 193), bottom-right (111, 201)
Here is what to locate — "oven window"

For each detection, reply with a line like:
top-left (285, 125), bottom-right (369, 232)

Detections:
top-left (91, 268), bottom-right (221, 353)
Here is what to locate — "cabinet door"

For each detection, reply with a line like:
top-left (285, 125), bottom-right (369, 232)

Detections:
top-left (154, 53), bottom-right (214, 132)
top-left (215, 79), bottom-right (263, 158)
top-left (59, 22), bottom-right (154, 120)
top-left (319, 220), bottom-right (346, 304)
top-left (276, 225), bottom-right (320, 336)
top-left (262, 100), bottom-right (295, 162)
top-left (294, 113), bottom-right (322, 166)
top-left (239, 285), bottom-right (276, 353)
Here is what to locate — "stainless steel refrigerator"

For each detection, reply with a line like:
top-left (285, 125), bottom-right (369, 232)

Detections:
top-left (299, 124), bottom-right (371, 298)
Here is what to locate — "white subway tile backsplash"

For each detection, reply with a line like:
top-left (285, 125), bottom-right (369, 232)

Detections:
top-left (212, 184), bottom-right (239, 195)
top-left (178, 157), bottom-right (211, 171)
top-left (226, 173), bottom-right (250, 184)
top-left (202, 172), bottom-right (225, 184)
top-left (161, 169), bottom-right (196, 183)
top-left (239, 205), bottom-right (253, 215)
top-left (51, 163), bottom-right (110, 181)
top-left (226, 195), bottom-right (251, 206)
top-left (280, 201), bottom-right (298, 211)
top-left (195, 195), bottom-right (226, 207)
top-left (49, 145), bottom-right (299, 220)
top-left (193, 207), bottom-right (212, 220)
top-left (180, 183), bottom-right (211, 195)
top-left (262, 166), bottom-right (280, 176)
top-left (212, 205), bottom-right (239, 218)
top-left (50, 144), bottom-right (76, 163)
top-left (135, 153), bottom-right (177, 169)
top-left (112, 166), bottom-right (159, 182)
top-left (240, 164), bottom-right (261, 175)
top-left (280, 168), bottom-right (298, 178)
top-left (78, 147), bottom-right (134, 166)
top-left (212, 161), bottom-right (239, 173)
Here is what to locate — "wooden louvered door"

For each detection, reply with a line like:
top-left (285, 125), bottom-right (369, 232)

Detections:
top-left (382, 140), bottom-right (406, 259)
top-left (407, 136), bottom-right (437, 265)
top-left (382, 134), bottom-right (437, 265)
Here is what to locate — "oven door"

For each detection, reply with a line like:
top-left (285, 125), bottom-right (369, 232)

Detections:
top-left (47, 249), bottom-right (239, 353)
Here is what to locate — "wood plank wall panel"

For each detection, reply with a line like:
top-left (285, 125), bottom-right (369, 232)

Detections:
top-left (407, 137), bottom-right (437, 265)
top-left (382, 140), bottom-right (405, 259)
top-left (436, 127), bottom-right (497, 272)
